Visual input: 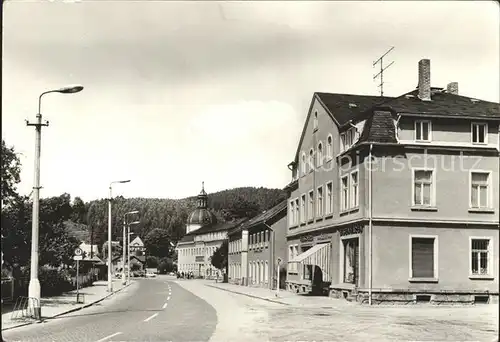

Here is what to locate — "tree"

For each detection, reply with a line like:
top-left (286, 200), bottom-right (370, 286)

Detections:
top-left (146, 255), bottom-right (159, 268)
top-left (71, 197), bottom-right (87, 224)
top-left (158, 257), bottom-right (175, 274)
top-left (222, 196), bottom-right (260, 221)
top-left (211, 240), bottom-right (228, 271)
top-left (1, 140), bottom-right (22, 208)
top-left (144, 228), bottom-right (172, 258)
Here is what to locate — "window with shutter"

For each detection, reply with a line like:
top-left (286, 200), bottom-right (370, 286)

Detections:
top-left (411, 237), bottom-right (435, 278)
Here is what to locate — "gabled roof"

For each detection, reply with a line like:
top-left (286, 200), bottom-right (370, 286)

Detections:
top-left (130, 236), bottom-right (144, 246)
top-left (358, 110), bottom-right (398, 144)
top-left (356, 90), bottom-right (500, 145)
top-left (185, 217), bottom-right (248, 236)
top-left (383, 89), bottom-right (500, 119)
top-left (293, 92), bottom-right (393, 162)
top-left (229, 200), bottom-right (287, 236)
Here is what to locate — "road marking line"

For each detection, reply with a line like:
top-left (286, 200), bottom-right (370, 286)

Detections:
top-left (167, 296), bottom-right (170, 300)
top-left (96, 332), bottom-right (122, 342)
top-left (162, 302), bottom-right (168, 309)
top-left (144, 313), bottom-right (159, 322)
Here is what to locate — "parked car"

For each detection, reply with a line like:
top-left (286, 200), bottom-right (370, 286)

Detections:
top-left (146, 271), bottom-right (156, 278)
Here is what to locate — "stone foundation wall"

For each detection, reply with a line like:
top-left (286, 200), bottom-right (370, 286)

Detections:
top-left (329, 288), bottom-right (499, 305)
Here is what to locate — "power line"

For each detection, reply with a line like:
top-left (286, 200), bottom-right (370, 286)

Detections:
top-left (373, 46), bottom-right (395, 97)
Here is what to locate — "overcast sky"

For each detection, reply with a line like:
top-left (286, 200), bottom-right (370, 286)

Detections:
top-left (2, 1), bottom-right (499, 202)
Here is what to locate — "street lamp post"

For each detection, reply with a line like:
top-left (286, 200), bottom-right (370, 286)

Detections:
top-left (26, 85), bottom-right (83, 320)
top-left (122, 212), bottom-right (139, 285)
top-left (108, 180), bottom-right (130, 293)
top-left (127, 221), bottom-right (140, 285)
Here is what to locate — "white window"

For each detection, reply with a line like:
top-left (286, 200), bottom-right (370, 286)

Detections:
top-left (308, 190), bottom-right (314, 220)
top-left (470, 238), bottom-right (493, 277)
top-left (410, 235), bottom-right (438, 280)
top-left (313, 111), bottom-right (318, 130)
top-left (265, 261), bottom-right (269, 283)
top-left (472, 123), bottom-right (487, 144)
top-left (295, 199), bottom-right (300, 224)
top-left (326, 182), bottom-right (333, 215)
top-left (308, 149), bottom-right (314, 172)
top-left (326, 135), bottom-right (333, 159)
top-left (288, 246), bottom-right (294, 272)
top-left (351, 171), bottom-right (359, 208)
top-left (300, 194), bottom-right (306, 223)
top-left (340, 133), bottom-right (347, 153)
top-left (415, 120), bottom-right (431, 142)
top-left (346, 129), bottom-right (353, 147)
top-left (470, 172), bottom-right (491, 209)
top-left (413, 169), bottom-right (435, 206)
top-left (317, 142), bottom-right (323, 167)
top-left (317, 186), bottom-right (323, 217)
top-left (301, 153), bottom-right (306, 175)
top-left (341, 175), bottom-right (349, 211)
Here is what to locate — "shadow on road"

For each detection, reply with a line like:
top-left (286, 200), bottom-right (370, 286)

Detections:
top-left (49, 308), bottom-right (163, 320)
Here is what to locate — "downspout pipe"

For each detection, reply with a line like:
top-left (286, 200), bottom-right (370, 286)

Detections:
top-left (368, 143), bottom-right (374, 306)
top-left (263, 222), bottom-right (275, 291)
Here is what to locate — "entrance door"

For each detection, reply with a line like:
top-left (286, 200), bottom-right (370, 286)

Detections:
top-left (343, 238), bottom-right (359, 286)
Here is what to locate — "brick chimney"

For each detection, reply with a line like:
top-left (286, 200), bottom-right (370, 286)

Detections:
top-left (447, 82), bottom-right (459, 95)
top-left (418, 59), bottom-right (431, 101)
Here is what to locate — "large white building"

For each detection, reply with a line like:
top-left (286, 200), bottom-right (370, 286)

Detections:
top-left (176, 183), bottom-right (246, 278)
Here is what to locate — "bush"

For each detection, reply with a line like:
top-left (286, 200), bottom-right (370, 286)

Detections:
top-left (38, 267), bottom-right (73, 296)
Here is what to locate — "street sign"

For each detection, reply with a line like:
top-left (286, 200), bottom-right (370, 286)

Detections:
top-left (73, 255), bottom-right (83, 261)
top-left (74, 247), bottom-right (83, 256)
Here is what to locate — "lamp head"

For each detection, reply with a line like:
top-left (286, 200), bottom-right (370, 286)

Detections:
top-left (129, 221), bottom-right (140, 225)
top-left (57, 85), bottom-right (84, 94)
top-left (119, 180), bottom-right (131, 184)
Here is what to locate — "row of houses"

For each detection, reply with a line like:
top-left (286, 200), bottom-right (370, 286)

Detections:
top-left (176, 58), bottom-right (499, 304)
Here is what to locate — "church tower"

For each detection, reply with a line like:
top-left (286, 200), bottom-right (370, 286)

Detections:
top-left (186, 182), bottom-right (217, 234)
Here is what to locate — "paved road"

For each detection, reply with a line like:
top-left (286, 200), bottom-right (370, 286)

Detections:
top-left (2, 277), bottom-right (217, 342)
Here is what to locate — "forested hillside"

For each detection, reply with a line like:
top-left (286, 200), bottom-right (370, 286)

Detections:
top-left (83, 187), bottom-right (286, 253)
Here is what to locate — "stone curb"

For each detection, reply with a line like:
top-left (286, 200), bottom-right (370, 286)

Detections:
top-left (205, 284), bottom-right (290, 306)
top-left (1, 282), bottom-right (133, 332)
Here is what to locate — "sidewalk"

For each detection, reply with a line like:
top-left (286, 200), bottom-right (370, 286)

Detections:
top-left (1, 279), bottom-right (132, 331)
top-left (205, 280), bottom-right (350, 307)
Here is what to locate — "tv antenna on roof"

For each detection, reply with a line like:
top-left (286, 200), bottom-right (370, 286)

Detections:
top-left (373, 46), bottom-right (395, 97)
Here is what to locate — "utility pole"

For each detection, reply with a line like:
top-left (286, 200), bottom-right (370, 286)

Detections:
top-left (373, 46), bottom-right (395, 97)
top-left (26, 111), bottom-right (49, 320)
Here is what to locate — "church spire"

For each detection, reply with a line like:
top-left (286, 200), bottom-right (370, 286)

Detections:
top-left (197, 181), bottom-right (208, 208)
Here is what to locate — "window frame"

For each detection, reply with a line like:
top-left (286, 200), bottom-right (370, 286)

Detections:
top-left (340, 175), bottom-right (349, 212)
top-left (307, 190), bottom-right (314, 221)
top-left (411, 167), bottom-right (436, 207)
top-left (471, 122), bottom-right (488, 145)
top-left (300, 194), bottom-right (306, 223)
top-left (469, 170), bottom-right (493, 210)
top-left (326, 134), bottom-right (333, 160)
top-left (414, 120), bottom-right (432, 142)
top-left (350, 170), bottom-right (359, 209)
top-left (317, 141), bottom-right (323, 167)
top-left (408, 234), bottom-right (439, 282)
top-left (325, 181), bottom-right (333, 216)
top-left (316, 185), bottom-right (323, 218)
top-left (469, 236), bottom-right (494, 279)
top-left (313, 111), bottom-right (318, 131)
top-left (308, 148), bottom-right (314, 172)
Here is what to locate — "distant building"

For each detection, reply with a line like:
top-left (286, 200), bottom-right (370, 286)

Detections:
top-left (176, 182), bottom-right (246, 278)
top-left (129, 236), bottom-right (146, 256)
top-left (79, 242), bottom-right (99, 258)
top-left (228, 200), bottom-right (288, 289)
top-left (283, 59), bottom-right (499, 304)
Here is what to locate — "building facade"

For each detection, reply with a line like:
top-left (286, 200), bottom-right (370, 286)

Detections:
top-left (284, 59), bottom-right (500, 304)
top-left (228, 200), bottom-right (288, 289)
top-left (176, 183), bottom-right (245, 278)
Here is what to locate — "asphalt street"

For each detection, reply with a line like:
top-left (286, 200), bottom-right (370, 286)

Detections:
top-left (2, 277), bottom-right (217, 342)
